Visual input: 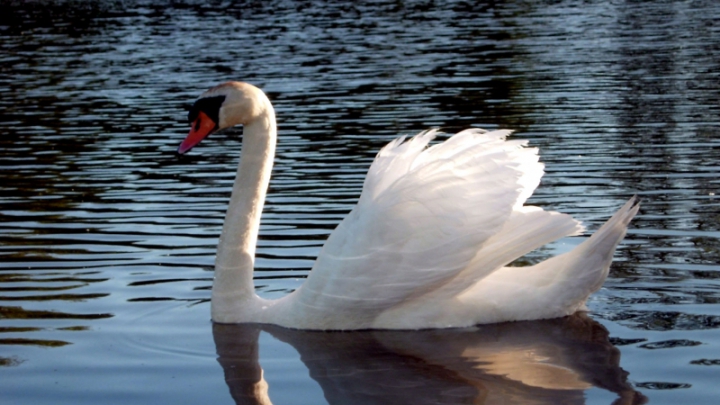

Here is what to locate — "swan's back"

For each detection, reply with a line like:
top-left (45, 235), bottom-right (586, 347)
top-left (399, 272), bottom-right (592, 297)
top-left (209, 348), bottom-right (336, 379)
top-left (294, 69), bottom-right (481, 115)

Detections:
top-left (264, 129), bottom-right (637, 330)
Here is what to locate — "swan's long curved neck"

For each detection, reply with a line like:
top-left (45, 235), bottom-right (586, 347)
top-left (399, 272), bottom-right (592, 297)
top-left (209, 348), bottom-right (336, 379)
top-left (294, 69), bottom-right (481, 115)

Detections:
top-left (212, 106), bottom-right (276, 323)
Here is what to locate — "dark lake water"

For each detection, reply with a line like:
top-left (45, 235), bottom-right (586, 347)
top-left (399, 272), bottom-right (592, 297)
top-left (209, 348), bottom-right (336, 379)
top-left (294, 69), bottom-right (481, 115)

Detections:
top-left (1, 0), bottom-right (719, 404)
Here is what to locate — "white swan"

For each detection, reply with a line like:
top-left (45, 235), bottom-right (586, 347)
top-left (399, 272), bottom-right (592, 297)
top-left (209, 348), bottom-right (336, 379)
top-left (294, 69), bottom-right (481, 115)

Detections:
top-left (178, 81), bottom-right (639, 330)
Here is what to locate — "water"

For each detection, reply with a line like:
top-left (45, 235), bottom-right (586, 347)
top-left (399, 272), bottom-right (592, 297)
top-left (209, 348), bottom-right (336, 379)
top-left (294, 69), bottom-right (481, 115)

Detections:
top-left (1, 0), bottom-right (719, 403)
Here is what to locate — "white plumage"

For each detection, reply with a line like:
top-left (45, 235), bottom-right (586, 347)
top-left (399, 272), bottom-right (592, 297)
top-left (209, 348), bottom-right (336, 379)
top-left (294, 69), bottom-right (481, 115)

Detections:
top-left (179, 82), bottom-right (639, 330)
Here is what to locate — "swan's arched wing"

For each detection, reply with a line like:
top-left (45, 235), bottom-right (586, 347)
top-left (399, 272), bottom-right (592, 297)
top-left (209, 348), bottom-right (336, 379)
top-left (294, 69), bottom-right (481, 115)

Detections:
top-left (288, 129), bottom-right (544, 326)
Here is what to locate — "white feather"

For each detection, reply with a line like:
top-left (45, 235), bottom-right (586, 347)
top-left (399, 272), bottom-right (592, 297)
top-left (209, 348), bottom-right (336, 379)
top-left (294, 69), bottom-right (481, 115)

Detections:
top-left (274, 129), bottom-right (636, 329)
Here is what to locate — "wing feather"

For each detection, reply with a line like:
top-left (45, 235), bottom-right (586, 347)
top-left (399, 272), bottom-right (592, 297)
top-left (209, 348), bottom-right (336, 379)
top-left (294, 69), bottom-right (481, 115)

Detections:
top-left (289, 129), bottom-right (540, 323)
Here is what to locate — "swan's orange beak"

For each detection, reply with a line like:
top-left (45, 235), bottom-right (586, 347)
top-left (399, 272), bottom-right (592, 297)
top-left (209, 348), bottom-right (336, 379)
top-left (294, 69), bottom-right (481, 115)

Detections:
top-left (178, 111), bottom-right (217, 154)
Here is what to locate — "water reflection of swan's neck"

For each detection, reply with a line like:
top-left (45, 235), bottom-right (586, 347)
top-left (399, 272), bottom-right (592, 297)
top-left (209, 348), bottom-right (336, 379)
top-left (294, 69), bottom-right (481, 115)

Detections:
top-left (213, 323), bottom-right (272, 405)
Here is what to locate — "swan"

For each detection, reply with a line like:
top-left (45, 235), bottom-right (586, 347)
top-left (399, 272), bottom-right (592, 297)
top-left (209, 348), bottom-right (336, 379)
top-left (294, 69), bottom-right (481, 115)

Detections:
top-left (178, 81), bottom-right (639, 330)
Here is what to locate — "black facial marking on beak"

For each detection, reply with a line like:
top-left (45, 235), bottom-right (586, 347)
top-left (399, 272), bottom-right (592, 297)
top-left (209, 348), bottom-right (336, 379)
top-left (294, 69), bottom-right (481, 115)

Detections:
top-left (188, 95), bottom-right (226, 126)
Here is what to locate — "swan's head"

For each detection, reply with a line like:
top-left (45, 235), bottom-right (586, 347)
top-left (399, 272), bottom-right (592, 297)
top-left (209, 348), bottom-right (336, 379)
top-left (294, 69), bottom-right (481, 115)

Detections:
top-left (178, 82), bottom-right (271, 154)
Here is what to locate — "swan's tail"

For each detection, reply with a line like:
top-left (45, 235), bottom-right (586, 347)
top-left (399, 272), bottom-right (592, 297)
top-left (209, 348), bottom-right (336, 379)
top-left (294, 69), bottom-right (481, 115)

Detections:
top-left (532, 195), bottom-right (641, 313)
top-left (459, 196), bottom-right (640, 324)
top-left (570, 195), bottom-right (640, 293)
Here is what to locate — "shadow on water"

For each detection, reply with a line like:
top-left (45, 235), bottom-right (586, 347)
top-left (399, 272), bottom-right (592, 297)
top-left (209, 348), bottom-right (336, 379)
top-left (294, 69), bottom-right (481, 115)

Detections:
top-left (214, 313), bottom-right (647, 405)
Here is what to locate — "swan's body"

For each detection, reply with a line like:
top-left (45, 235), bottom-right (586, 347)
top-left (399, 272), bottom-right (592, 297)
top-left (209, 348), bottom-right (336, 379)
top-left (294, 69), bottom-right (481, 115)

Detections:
top-left (179, 81), bottom-right (639, 330)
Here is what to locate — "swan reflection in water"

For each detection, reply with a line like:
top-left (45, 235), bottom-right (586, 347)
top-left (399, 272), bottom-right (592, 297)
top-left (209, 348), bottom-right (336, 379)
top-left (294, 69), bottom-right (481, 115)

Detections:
top-left (213, 313), bottom-right (647, 405)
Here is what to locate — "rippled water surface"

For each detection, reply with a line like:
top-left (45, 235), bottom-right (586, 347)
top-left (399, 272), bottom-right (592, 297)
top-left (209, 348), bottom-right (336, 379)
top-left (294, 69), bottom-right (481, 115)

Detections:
top-left (1, 0), bottom-right (719, 404)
